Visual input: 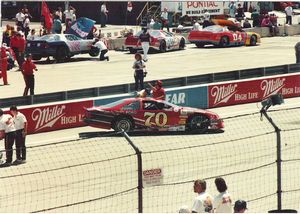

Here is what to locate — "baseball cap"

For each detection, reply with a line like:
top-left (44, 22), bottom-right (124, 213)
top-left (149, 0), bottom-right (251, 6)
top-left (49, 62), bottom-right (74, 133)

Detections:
top-left (234, 200), bottom-right (247, 212)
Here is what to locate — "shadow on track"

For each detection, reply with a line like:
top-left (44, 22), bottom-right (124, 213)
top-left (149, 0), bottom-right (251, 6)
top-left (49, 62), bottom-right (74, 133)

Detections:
top-left (34, 57), bottom-right (99, 65)
top-left (79, 129), bottom-right (224, 139)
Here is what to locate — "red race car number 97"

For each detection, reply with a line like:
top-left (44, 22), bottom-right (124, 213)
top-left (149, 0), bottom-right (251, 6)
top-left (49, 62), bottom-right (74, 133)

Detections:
top-left (144, 112), bottom-right (168, 127)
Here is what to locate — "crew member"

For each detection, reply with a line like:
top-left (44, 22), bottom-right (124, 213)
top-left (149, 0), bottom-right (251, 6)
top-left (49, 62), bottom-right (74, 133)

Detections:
top-left (10, 106), bottom-right (27, 164)
top-left (148, 80), bottom-right (166, 100)
top-left (138, 28), bottom-right (151, 62)
top-left (0, 45), bottom-right (9, 85)
top-left (22, 54), bottom-right (38, 96)
top-left (93, 37), bottom-right (109, 61)
top-left (0, 109), bottom-right (16, 167)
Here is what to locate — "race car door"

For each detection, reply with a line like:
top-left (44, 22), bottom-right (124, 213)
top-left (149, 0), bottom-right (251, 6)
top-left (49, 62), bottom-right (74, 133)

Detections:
top-left (137, 100), bottom-right (181, 129)
top-left (162, 31), bottom-right (179, 50)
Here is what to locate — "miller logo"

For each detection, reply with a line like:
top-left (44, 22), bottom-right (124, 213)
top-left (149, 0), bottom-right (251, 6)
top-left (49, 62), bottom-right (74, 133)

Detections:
top-left (261, 78), bottom-right (285, 99)
top-left (211, 84), bottom-right (238, 106)
top-left (32, 105), bottom-right (66, 131)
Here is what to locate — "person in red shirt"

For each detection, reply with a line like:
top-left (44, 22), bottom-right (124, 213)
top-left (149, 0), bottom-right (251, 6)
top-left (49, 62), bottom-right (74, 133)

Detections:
top-left (0, 46), bottom-right (9, 85)
top-left (148, 80), bottom-right (166, 100)
top-left (22, 54), bottom-right (38, 96)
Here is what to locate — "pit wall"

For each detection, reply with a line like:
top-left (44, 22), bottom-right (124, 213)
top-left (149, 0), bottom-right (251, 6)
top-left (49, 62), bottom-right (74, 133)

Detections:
top-left (3, 73), bottom-right (300, 135)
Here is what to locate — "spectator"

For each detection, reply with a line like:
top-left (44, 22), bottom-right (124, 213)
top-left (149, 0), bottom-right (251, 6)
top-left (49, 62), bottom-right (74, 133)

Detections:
top-left (203, 10), bottom-right (211, 28)
top-left (233, 200), bottom-right (247, 213)
top-left (15, 9), bottom-right (25, 31)
top-left (148, 80), bottom-right (166, 100)
top-left (270, 13), bottom-right (279, 36)
top-left (100, 3), bottom-right (109, 28)
top-left (285, 4), bottom-right (293, 25)
top-left (261, 15), bottom-right (275, 36)
top-left (153, 18), bottom-right (162, 30)
top-left (27, 29), bottom-right (37, 41)
top-left (228, 1), bottom-right (236, 18)
top-left (0, 45), bottom-right (9, 85)
top-left (55, 7), bottom-right (63, 21)
top-left (251, 9), bottom-right (260, 27)
top-left (93, 37), bottom-right (109, 61)
top-left (193, 20), bottom-right (201, 30)
top-left (243, 19), bottom-right (252, 28)
top-left (132, 53), bottom-right (145, 91)
top-left (236, 4), bottom-right (245, 22)
top-left (212, 177), bottom-right (232, 213)
top-left (52, 15), bottom-right (62, 34)
top-left (64, 6), bottom-right (76, 31)
top-left (3, 25), bottom-right (13, 45)
top-left (161, 7), bottom-right (169, 32)
top-left (138, 27), bottom-right (151, 62)
top-left (23, 14), bottom-right (30, 39)
top-left (149, 19), bottom-right (155, 29)
top-left (10, 106), bottom-right (27, 165)
top-left (0, 109), bottom-right (16, 168)
top-left (22, 54), bottom-right (38, 96)
top-left (191, 179), bottom-right (213, 213)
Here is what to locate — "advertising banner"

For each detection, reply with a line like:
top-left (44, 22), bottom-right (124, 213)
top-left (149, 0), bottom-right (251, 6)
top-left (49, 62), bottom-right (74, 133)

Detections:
top-left (67, 17), bottom-right (96, 39)
top-left (182, 1), bottom-right (224, 16)
top-left (19, 101), bottom-right (93, 134)
top-left (208, 74), bottom-right (300, 108)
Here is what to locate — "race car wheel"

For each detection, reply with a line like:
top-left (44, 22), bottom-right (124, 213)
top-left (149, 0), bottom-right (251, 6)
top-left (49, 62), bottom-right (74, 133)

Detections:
top-left (187, 114), bottom-right (210, 133)
top-left (196, 43), bottom-right (205, 48)
top-left (219, 36), bottom-right (229, 48)
top-left (113, 117), bottom-right (133, 132)
top-left (250, 35), bottom-right (257, 46)
top-left (129, 48), bottom-right (137, 54)
top-left (89, 46), bottom-right (100, 57)
top-left (159, 40), bottom-right (167, 53)
top-left (55, 46), bottom-right (68, 62)
top-left (32, 56), bottom-right (42, 61)
top-left (179, 38), bottom-right (185, 50)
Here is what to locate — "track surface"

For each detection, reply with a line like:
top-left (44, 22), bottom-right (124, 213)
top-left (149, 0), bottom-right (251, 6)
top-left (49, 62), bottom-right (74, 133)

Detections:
top-left (0, 98), bottom-right (299, 213)
top-left (1, 35), bottom-right (299, 99)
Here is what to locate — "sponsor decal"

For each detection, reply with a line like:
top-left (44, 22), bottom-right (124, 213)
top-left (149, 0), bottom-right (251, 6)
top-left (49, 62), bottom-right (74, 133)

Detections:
top-left (211, 84), bottom-right (238, 106)
top-left (182, 1), bottom-right (224, 16)
top-left (261, 78), bottom-right (285, 99)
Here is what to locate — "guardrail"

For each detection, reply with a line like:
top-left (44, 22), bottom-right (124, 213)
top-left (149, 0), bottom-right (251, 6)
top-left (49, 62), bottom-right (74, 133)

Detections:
top-left (0, 63), bottom-right (300, 108)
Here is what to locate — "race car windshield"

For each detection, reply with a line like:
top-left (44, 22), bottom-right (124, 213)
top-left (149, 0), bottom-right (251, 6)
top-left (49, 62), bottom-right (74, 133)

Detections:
top-left (40, 35), bottom-right (61, 42)
top-left (203, 25), bottom-right (225, 33)
top-left (101, 99), bottom-right (126, 108)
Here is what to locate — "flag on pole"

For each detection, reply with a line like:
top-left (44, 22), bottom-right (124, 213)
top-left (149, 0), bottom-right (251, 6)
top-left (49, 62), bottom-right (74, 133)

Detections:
top-left (66, 17), bottom-right (96, 39)
top-left (42, 1), bottom-right (53, 32)
top-left (127, 1), bottom-right (133, 12)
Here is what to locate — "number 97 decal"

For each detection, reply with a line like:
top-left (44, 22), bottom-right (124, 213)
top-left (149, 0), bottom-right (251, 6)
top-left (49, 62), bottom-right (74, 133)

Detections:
top-left (144, 112), bottom-right (168, 127)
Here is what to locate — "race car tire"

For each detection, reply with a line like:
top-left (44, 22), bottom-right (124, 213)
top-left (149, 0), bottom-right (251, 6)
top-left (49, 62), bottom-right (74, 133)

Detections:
top-left (113, 117), bottom-right (133, 132)
top-left (219, 36), bottom-right (229, 48)
top-left (55, 46), bottom-right (68, 62)
top-left (196, 43), bottom-right (205, 48)
top-left (129, 48), bottom-right (137, 54)
top-left (179, 38), bottom-right (185, 50)
top-left (32, 56), bottom-right (42, 61)
top-left (187, 114), bottom-right (209, 133)
top-left (159, 40), bottom-right (167, 53)
top-left (250, 35), bottom-right (257, 46)
top-left (89, 46), bottom-right (100, 57)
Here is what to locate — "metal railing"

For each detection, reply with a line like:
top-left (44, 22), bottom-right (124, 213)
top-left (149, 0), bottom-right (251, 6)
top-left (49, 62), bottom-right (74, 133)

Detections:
top-left (0, 63), bottom-right (300, 108)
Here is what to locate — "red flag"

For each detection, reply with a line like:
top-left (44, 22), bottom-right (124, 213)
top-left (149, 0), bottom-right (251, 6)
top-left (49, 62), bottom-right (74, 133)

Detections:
top-left (42, 1), bottom-right (53, 31)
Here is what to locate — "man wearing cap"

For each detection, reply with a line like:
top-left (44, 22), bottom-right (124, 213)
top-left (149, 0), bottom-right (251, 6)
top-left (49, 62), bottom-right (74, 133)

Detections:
top-left (191, 179), bottom-right (213, 213)
top-left (148, 80), bottom-right (166, 100)
top-left (234, 200), bottom-right (247, 213)
top-left (138, 27), bottom-right (151, 62)
top-left (22, 54), bottom-right (38, 96)
top-left (0, 109), bottom-right (16, 168)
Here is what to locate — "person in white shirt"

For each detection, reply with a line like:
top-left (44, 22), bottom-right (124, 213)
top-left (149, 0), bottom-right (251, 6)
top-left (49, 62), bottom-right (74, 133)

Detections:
top-left (10, 106), bottom-right (27, 165)
top-left (23, 14), bottom-right (30, 39)
top-left (212, 177), bottom-right (233, 213)
top-left (285, 4), bottom-right (293, 25)
top-left (193, 20), bottom-right (201, 31)
top-left (15, 9), bottom-right (25, 30)
top-left (101, 3), bottom-right (109, 28)
top-left (0, 109), bottom-right (16, 167)
top-left (93, 37), bottom-right (109, 61)
top-left (27, 29), bottom-right (37, 41)
top-left (64, 6), bottom-right (76, 30)
top-left (161, 7), bottom-right (169, 32)
top-left (191, 179), bottom-right (213, 213)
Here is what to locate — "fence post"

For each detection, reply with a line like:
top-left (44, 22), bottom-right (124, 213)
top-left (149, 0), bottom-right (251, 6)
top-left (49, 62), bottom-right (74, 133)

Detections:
top-left (261, 109), bottom-right (282, 211)
top-left (122, 131), bottom-right (143, 213)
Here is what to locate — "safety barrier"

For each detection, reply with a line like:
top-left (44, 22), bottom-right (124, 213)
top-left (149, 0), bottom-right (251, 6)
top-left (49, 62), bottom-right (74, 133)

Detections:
top-left (1, 63), bottom-right (300, 109)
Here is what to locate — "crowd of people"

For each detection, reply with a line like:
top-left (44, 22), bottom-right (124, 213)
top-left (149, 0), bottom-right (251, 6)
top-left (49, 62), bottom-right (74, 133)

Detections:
top-left (178, 178), bottom-right (247, 213)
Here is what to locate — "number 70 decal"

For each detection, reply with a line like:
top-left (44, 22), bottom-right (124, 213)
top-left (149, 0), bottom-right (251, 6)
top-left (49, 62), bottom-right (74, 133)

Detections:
top-left (144, 112), bottom-right (168, 127)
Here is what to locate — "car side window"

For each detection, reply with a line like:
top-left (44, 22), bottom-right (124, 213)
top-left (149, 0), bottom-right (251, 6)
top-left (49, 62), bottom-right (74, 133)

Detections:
top-left (122, 101), bottom-right (140, 111)
top-left (65, 35), bottom-right (73, 41)
top-left (70, 35), bottom-right (80, 41)
top-left (143, 101), bottom-right (159, 110)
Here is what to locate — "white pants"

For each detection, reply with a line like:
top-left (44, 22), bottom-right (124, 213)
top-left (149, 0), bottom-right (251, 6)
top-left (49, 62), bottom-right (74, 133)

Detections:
top-left (141, 42), bottom-right (149, 61)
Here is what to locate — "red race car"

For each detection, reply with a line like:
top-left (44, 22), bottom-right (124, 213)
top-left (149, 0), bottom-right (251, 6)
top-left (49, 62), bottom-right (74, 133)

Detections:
top-left (188, 19), bottom-right (260, 48)
top-left (124, 30), bottom-right (186, 53)
top-left (84, 98), bottom-right (224, 133)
